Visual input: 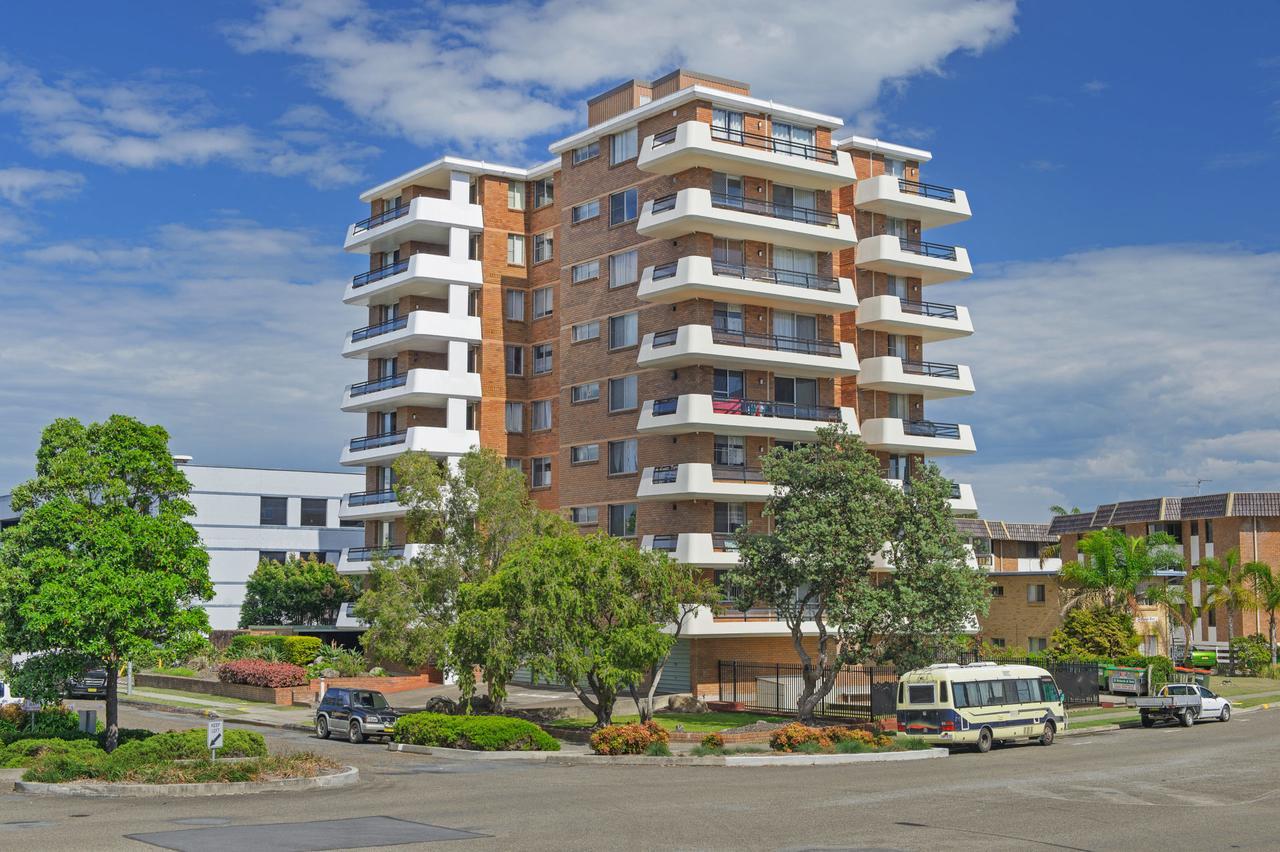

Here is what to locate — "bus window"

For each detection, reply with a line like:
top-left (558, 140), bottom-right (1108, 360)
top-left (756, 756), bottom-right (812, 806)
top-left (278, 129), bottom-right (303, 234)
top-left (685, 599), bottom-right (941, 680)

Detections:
top-left (1039, 677), bottom-right (1059, 702)
top-left (979, 680), bottom-right (1007, 706)
top-left (953, 682), bottom-right (975, 708)
top-left (939, 680), bottom-right (948, 704)
top-left (1015, 679), bottom-right (1036, 703)
top-left (908, 684), bottom-right (934, 705)
top-left (897, 681), bottom-right (904, 704)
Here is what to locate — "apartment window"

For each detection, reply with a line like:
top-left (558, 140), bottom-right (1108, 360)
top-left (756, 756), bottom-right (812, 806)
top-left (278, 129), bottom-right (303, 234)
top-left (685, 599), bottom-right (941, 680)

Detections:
top-left (609, 312), bottom-right (638, 349)
top-left (1028, 637), bottom-right (1048, 653)
top-left (531, 399), bottom-right (552, 431)
top-left (572, 382), bottom-right (600, 403)
top-left (571, 199), bottom-right (600, 224)
top-left (609, 188), bottom-right (638, 225)
top-left (571, 260), bottom-right (599, 283)
top-left (533, 177), bottom-right (554, 208)
top-left (714, 435), bottom-right (745, 467)
top-left (300, 498), bottom-right (328, 527)
top-left (608, 250), bottom-right (638, 288)
top-left (888, 393), bottom-right (910, 421)
top-left (533, 343), bottom-right (553, 374)
top-left (258, 551), bottom-right (288, 564)
top-left (610, 127), bottom-right (638, 164)
top-left (532, 287), bottom-right (553, 318)
top-left (1208, 608), bottom-right (1217, 627)
top-left (505, 289), bottom-right (525, 321)
top-left (1027, 584), bottom-right (1047, 604)
top-left (886, 453), bottom-right (908, 480)
top-left (608, 439), bottom-right (638, 475)
top-left (571, 506), bottom-right (598, 525)
top-left (507, 180), bottom-right (526, 210)
top-left (339, 519), bottom-right (363, 528)
top-left (990, 585), bottom-right (1005, 598)
top-left (505, 402), bottom-right (524, 433)
top-left (506, 234), bottom-right (525, 265)
top-left (533, 231), bottom-right (553, 263)
top-left (711, 108), bottom-right (745, 143)
top-left (469, 232), bottom-right (482, 261)
top-left (571, 320), bottom-right (600, 343)
top-left (571, 444), bottom-right (599, 464)
top-left (505, 458), bottom-right (524, 473)
top-left (531, 457), bottom-right (552, 489)
top-left (505, 345), bottom-right (524, 376)
top-left (714, 369), bottom-right (745, 399)
top-left (259, 496), bottom-right (288, 526)
top-left (608, 375), bottom-right (637, 412)
top-left (989, 638), bottom-right (1006, 649)
top-left (468, 288), bottom-right (480, 317)
top-left (1205, 520), bottom-right (1214, 544)
top-left (608, 503), bottom-right (638, 537)
top-left (887, 333), bottom-right (908, 358)
top-left (714, 502), bottom-right (746, 534)
top-left (572, 140), bottom-right (600, 165)
top-left (771, 121), bottom-right (816, 155)
top-left (297, 551), bottom-right (329, 564)
top-left (884, 157), bottom-right (906, 178)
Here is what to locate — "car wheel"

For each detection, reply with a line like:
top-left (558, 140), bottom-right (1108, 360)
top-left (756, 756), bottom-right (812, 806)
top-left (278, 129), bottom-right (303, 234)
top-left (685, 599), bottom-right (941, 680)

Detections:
top-left (348, 720), bottom-right (365, 744)
top-left (975, 727), bottom-right (993, 754)
top-left (1179, 709), bottom-right (1196, 727)
top-left (1140, 711), bottom-right (1155, 728)
top-left (1220, 704), bottom-right (1231, 723)
top-left (1038, 721), bottom-right (1056, 746)
top-left (315, 716), bottom-right (329, 739)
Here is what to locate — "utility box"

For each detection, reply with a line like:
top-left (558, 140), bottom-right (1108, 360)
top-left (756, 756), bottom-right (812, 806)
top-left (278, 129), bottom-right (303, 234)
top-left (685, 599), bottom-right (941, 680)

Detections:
top-left (77, 709), bottom-right (97, 734)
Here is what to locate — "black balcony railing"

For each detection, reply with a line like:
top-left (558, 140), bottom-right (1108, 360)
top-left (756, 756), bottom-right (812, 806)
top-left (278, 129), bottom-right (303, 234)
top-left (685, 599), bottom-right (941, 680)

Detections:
top-left (351, 204), bottom-right (409, 235)
top-left (650, 124), bottom-right (838, 164)
top-left (653, 329), bottom-right (679, 348)
top-left (712, 533), bottom-right (740, 552)
top-left (346, 545), bottom-right (406, 562)
top-left (651, 397), bottom-right (680, 416)
top-left (901, 360), bottom-right (961, 380)
top-left (711, 260), bottom-right (841, 292)
top-left (717, 602), bottom-right (822, 621)
top-left (709, 191), bottom-right (839, 228)
top-left (899, 478), bottom-right (965, 500)
top-left (350, 315), bottom-right (409, 343)
top-left (712, 465), bottom-right (766, 483)
top-left (899, 299), bottom-right (958, 319)
top-left (352, 259), bottom-right (410, 288)
top-left (346, 489), bottom-right (398, 507)
top-left (652, 261), bottom-right (679, 280)
top-left (650, 534), bottom-right (680, 552)
top-left (349, 373), bottom-right (408, 397)
top-left (349, 431), bottom-right (408, 452)
top-left (710, 327), bottom-right (842, 358)
top-left (711, 393), bottom-right (842, 422)
top-left (652, 194), bottom-right (678, 214)
top-left (903, 419), bottom-right (962, 440)
top-left (898, 239), bottom-right (958, 261)
top-left (897, 178), bottom-right (957, 203)
top-left (652, 465), bottom-right (679, 484)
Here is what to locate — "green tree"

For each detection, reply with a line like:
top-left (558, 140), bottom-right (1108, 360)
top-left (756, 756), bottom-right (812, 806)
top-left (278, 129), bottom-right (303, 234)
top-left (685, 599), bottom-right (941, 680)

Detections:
top-left (1191, 549), bottom-right (1255, 673)
top-left (0, 416), bottom-right (212, 751)
top-left (1048, 607), bottom-right (1141, 659)
top-left (1059, 528), bottom-right (1182, 614)
top-left (1243, 560), bottom-right (1279, 666)
top-left (627, 562), bottom-right (719, 723)
top-left (1145, 581), bottom-right (1200, 662)
top-left (238, 556), bottom-right (356, 627)
top-left (457, 532), bottom-right (686, 727)
top-left (354, 448), bottom-right (564, 698)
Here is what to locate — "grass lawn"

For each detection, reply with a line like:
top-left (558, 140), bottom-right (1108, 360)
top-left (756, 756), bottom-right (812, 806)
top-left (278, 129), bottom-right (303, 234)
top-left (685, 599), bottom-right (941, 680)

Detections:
top-left (1069, 714), bottom-right (1139, 730)
top-left (1204, 676), bottom-right (1280, 697)
top-left (551, 711), bottom-right (790, 733)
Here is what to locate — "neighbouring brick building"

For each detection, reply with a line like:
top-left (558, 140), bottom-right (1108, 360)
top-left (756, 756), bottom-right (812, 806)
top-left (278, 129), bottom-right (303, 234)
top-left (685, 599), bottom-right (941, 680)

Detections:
top-left (335, 70), bottom-right (978, 696)
top-left (1051, 493), bottom-right (1280, 651)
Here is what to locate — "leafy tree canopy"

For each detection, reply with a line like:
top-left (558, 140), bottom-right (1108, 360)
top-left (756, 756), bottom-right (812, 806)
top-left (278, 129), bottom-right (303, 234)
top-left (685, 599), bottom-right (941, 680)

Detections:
top-left (238, 556), bottom-right (355, 627)
top-left (1049, 607), bottom-right (1141, 659)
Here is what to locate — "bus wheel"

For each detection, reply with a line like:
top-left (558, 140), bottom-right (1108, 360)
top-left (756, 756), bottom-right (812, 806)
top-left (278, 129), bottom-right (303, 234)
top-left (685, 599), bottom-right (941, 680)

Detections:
top-left (975, 727), bottom-right (993, 753)
top-left (1038, 721), bottom-right (1056, 746)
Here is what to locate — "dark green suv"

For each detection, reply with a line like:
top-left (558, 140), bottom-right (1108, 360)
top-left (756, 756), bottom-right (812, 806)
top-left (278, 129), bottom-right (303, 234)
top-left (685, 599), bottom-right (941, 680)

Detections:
top-left (315, 688), bottom-right (399, 744)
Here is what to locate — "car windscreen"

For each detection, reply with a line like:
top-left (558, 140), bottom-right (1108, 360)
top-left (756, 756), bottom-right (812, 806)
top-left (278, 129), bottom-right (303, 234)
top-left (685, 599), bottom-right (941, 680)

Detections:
top-left (355, 691), bottom-right (389, 710)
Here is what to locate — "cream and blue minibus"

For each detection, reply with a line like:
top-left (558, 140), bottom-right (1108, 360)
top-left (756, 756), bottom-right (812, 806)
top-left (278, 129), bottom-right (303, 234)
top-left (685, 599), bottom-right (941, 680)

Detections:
top-left (896, 662), bottom-right (1067, 753)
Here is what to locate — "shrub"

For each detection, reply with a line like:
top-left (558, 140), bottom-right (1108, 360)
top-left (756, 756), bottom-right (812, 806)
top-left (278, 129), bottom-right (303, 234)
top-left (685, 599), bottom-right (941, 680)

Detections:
top-left (217, 659), bottom-right (308, 688)
top-left (111, 729), bottom-right (266, 764)
top-left (644, 741), bottom-right (672, 757)
top-left (1049, 608), bottom-right (1141, 660)
top-left (0, 703), bottom-right (26, 726)
top-left (588, 721), bottom-right (667, 756)
top-left (281, 636), bottom-right (324, 667)
top-left (307, 644), bottom-right (366, 678)
top-left (769, 723), bottom-right (831, 753)
top-left (700, 732), bottom-right (725, 750)
top-left (1230, 635), bottom-right (1272, 676)
top-left (393, 713), bottom-right (560, 752)
top-left (153, 666), bottom-right (198, 678)
top-left (0, 737), bottom-right (102, 768)
top-left (894, 736), bottom-right (932, 751)
top-left (23, 752), bottom-right (338, 785)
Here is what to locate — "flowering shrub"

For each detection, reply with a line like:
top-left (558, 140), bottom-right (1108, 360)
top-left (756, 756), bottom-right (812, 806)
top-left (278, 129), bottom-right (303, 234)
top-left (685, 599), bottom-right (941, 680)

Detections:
top-left (216, 659), bottom-right (308, 688)
top-left (769, 723), bottom-right (831, 752)
top-left (700, 732), bottom-right (726, 750)
top-left (589, 721), bottom-right (668, 755)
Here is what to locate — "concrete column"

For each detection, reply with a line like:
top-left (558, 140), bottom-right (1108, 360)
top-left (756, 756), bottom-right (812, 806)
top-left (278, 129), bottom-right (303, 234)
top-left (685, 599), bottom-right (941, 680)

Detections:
top-left (447, 282), bottom-right (469, 318)
top-left (448, 226), bottom-right (470, 260)
top-left (449, 170), bottom-right (470, 204)
top-left (447, 340), bottom-right (468, 374)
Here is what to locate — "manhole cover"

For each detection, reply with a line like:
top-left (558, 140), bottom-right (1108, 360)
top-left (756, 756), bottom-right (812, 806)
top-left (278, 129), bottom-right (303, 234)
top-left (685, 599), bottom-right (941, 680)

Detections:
top-left (128, 815), bottom-right (487, 851)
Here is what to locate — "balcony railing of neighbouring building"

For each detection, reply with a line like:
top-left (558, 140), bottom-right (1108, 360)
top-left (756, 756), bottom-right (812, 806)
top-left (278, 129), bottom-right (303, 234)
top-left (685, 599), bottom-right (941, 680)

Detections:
top-left (349, 431), bottom-right (408, 452)
top-left (897, 178), bottom-right (957, 203)
top-left (902, 419), bottom-right (962, 440)
top-left (898, 239), bottom-right (958, 261)
top-left (349, 373), bottom-right (408, 397)
top-left (898, 299), bottom-right (959, 319)
top-left (651, 125), bottom-right (838, 164)
top-left (351, 204), bottom-right (409, 234)
top-left (900, 360), bottom-right (962, 380)
top-left (346, 545), bottom-right (406, 562)
top-left (350, 315), bottom-right (409, 342)
top-left (352, 259), bottom-right (410, 288)
top-left (346, 489), bottom-right (398, 507)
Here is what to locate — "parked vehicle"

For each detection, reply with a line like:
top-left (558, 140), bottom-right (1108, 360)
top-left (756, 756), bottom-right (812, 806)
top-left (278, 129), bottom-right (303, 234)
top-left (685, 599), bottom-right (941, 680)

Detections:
top-left (314, 687), bottom-right (400, 744)
top-left (64, 667), bottom-right (108, 699)
top-left (1127, 683), bottom-right (1231, 727)
top-left (0, 680), bottom-right (23, 706)
top-left (897, 662), bottom-right (1067, 753)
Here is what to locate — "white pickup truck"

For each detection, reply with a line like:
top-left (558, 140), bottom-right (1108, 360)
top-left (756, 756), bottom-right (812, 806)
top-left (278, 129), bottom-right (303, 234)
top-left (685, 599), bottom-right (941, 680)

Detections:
top-left (1127, 683), bottom-right (1232, 727)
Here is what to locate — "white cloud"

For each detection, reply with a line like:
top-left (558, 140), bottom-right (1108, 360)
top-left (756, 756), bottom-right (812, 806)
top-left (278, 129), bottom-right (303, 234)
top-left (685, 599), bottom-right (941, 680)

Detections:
top-left (0, 167), bottom-right (85, 205)
top-left (0, 219), bottom-right (363, 487)
top-left (929, 245), bottom-right (1280, 521)
top-left (0, 59), bottom-right (377, 187)
top-left (1081, 79), bottom-right (1109, 94)
top-left (226, 0), bottom-right (1018, 155)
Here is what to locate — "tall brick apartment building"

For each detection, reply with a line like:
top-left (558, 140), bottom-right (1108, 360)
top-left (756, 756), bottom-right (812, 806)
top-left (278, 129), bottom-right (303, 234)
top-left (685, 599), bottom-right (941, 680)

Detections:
top-left (1051, 493), bottom-right (1280, 651)
top-left (335, 70), bottom-right (977, 695)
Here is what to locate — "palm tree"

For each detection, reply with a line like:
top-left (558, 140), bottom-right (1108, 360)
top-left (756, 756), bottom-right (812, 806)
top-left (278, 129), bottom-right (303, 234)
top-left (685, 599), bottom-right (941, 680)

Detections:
top-left (1145, 580), bottom-right (1200, 663)
top-left (1243, 561), bottom-right (1280, 667)
top-left (1049, 505), bottom-right (1082, 516)
top-left (1191, 549), bottom-right (1256, 674)
top-left (1059, 528), bottom-right (1182, 614)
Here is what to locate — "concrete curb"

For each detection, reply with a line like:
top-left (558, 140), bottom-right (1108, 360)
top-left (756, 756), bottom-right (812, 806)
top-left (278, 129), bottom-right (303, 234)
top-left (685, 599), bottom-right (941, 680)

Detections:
top-left (1060, 700), bottom-right (1274, 738)
top-left (387, 741), bottom-right (948, 767)
top-left (13, 765), bottom-right (359, 798)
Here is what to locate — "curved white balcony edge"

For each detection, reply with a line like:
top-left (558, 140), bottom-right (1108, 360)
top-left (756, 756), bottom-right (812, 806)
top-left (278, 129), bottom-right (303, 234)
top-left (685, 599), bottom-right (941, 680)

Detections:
top-left (337, 497), bottom-right (407, 522)
top-left (637, 121), bottom-right (856, 190)
top-left (637, 394), bottom-right (859, 441)
top-left (339, 426), bottom-right (480, 466)
top-left (857, 356), bottom-right (975, 399)
top-left (343, 311), bottom-right (482, 359)
top-left (636, 464), bottom-right (773, 502)
top-left (340, 369), bottom-right (482, 412)
top-left (337, 542), bottom-right (433, 575)
top-left (855, 295), bottom-right (973, 342)
top-left (638, 256), bottom-right (857, 314)
top-left (855, 234), bottom-right (972, 285)
top-left (860, 417), bottom-right (976, 456)
top-left (854, 174), bottom-right (972, 229)
top-left (344, 196), bottom-right (482, 252)
top-left (673, 605), bottom-right (824, 638)
top-left (343, 253), bottom-right (483, 306)
top-left (640, 533), bottom-right (740, 567)
top-left (637, 325), bottom-right (859, 379)
top-left (637, 188), bottom-right (857, 252)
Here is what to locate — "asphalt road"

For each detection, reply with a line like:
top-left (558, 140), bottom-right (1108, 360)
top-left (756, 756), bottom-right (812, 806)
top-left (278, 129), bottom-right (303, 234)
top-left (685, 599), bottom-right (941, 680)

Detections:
top-left (3, 702), bottom-right (1280, 851)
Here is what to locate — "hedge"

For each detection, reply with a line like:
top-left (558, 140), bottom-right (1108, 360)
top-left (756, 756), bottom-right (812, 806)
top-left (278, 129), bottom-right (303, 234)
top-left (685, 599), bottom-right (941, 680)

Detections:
top-left (392, 713), bottom-right (560, 752)
top-left (217, 659), bottom-right (308, 687)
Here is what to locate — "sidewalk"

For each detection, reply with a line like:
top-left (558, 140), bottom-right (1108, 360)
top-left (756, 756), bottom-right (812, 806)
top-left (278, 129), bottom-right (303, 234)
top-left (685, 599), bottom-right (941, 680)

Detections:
top-left (120, 688), bottom-right (315, 731)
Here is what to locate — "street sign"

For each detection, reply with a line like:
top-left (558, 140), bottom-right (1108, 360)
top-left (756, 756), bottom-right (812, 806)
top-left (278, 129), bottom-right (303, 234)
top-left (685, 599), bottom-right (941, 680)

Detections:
top-left (207, 718), bottom-right (223, 758)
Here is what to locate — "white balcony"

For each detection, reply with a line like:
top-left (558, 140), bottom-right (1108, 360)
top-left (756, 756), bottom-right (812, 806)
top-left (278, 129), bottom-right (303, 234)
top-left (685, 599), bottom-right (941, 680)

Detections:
top-left (343, 252), bottom-right (483, 306)
top-left (637, 394), bottom-right (859, 441)
top-left (854, 175), bottom-right (971, 229)
top-left (637, 188), bottom-right (857, 252)
top-left (855, 295), bottom-right (972, 342)
top-left (338, 490), bottom-right (406, 522)
top-left (343, 310), bottom-right (482, 359)
top-left (857, 356), bottom-right (974, 399)
top-left (636, 464), bottom-right (773, 502)
top-left (676, 605), bottom-right (820, 638)
top-left (641, 533), bottom-right (741, 568)
top-left (335, 542), bottom-right (433, 575)
top-left (637, 325), bottom-right (859, 379)
top-left (339, 425), bottom-right (480, 467)
top-left (860, 418), bottom-right (976, 456)
top-left (885, 478), bottom-right (978, 516)
top-left (856, 235), bottom-right (972, 285)
top-left (638, 256), bottom-right (857, 315)
top-left (340, 368), bottom-right (482, 413)
top-left (637, 121), bottom-right (856, 190)
top-left (343, 195), bottom-right (482, 254)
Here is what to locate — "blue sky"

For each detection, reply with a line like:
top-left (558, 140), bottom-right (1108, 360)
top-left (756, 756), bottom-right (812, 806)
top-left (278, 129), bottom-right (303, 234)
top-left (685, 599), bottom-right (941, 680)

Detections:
top-left (1, 1), bottom-right (1277, 521)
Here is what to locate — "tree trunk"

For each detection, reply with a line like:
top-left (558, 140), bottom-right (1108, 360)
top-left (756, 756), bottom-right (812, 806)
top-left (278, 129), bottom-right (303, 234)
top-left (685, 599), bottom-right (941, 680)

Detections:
top-left (594, 688), bottom-right (615, 728)
top-left (1270, 614), bottom-right (1277, 667)
top-left (104, 662), bottom-right (119, 753)
top-left (1225, 608), bottom-right (1235, 675)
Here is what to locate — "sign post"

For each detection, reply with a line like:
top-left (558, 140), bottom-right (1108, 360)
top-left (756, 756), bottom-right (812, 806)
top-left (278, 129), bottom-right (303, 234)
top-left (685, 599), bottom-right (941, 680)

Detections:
top-left (207, 718), bottom-right (223, 761)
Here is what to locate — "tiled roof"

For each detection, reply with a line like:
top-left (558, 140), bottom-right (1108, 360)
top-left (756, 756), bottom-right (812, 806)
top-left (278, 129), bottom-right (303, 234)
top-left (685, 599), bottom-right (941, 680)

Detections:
top-left (953, 518), bottom-right (1056, 543)
top-left (1180, 493), bottom-right (1231, 519)
top-left (1110, 498), bottom-right (1164, 526)
top-left (1052, 491), bottom-right (1280, 535)
top-left (1048, 513), bottom-right (1096, 535)
top-left (1230, 493), bottom-right (1280, 517)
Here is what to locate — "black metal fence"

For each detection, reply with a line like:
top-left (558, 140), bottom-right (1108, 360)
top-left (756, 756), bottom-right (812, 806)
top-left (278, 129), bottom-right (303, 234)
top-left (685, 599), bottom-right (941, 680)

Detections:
top-left (949, 654), bottom-right (1100, 707)
top-left (717, 660), bottom-right (898, 722)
